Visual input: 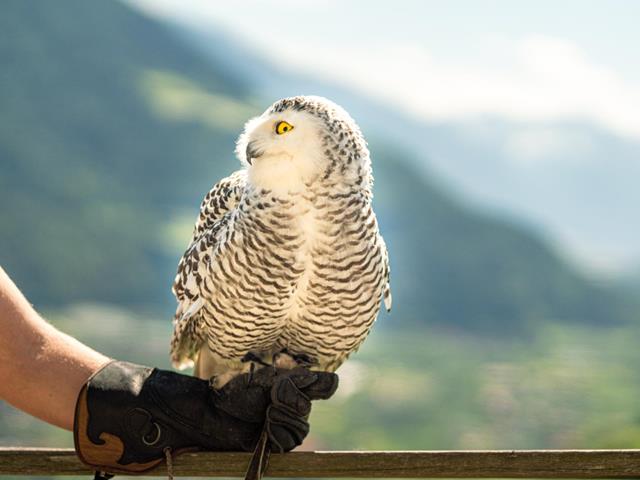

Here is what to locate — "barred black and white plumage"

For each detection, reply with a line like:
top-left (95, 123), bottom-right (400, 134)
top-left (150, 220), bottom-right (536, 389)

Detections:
top-left (171, 95), bottom-right (391, 386)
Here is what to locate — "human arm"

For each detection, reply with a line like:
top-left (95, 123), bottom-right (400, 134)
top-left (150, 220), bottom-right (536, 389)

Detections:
top-left (0, 265), bottom-right (338, 473)
top-left (0, 266), bottom-right (109, 430)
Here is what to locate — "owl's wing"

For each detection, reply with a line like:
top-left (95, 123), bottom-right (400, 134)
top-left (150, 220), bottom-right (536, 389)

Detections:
top-left (170, 169), bottom-right (246, 369)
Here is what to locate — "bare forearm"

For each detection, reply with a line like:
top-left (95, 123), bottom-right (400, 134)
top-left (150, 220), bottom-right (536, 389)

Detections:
top-left (0, 267), bottom-right (109, 430)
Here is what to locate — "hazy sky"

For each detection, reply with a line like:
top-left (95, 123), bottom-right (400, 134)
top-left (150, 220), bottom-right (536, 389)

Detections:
top-left (128, 0), bottom-right (640, 140)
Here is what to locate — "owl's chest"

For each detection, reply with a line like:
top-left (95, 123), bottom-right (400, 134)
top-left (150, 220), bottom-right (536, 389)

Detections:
top-left (203, 192), bottom-right (380, 364)
top-left (231, 195), bottom-right (358, 300)
top-left (244, 195), bottom-right (379, 316)
top-left (241, 198), bottom-right (335, 291)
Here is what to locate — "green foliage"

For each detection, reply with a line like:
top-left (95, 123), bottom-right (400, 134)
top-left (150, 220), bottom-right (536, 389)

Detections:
top-left (4, 307), bottom-right (640, 451)
top-left (310, 322), bottom-right (640, 450)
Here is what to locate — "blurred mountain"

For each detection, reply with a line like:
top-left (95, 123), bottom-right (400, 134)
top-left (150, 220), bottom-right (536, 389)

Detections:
top-left (0, 0), bottom-right (635, 333)
top-left (393, 118), bottom-right (640, 275)
top-left (0, 0), bottom-right (254, 308)
top-left (619, 268), bottom-right (640, 297)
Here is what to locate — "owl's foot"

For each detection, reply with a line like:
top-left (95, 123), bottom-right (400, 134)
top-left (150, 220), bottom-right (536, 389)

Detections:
top-left (241, 351), bottom-right (271, 367)
top-left (275, 349), bottom-right (318, 369)
top-left (242, 351), bottom-right (274, 384)
top-left (291, 352), bottom-right (317, 367)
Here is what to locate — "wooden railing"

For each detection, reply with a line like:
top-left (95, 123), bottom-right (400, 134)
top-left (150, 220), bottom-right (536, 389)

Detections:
top-left (2, 448), bottom-right (640, 477)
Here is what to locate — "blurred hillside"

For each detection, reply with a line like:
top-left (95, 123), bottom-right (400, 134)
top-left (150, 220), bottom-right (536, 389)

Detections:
top-left (0, 0), bottom-right (254, 308)
top-left (0, 0), bottom-right (636, 334)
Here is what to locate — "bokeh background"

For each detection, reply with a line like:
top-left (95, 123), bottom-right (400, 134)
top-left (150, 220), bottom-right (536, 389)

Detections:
top-left (2, 0), bottom-right (640, 457)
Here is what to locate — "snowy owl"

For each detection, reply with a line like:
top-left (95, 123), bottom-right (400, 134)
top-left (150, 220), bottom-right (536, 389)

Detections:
top-left (171, 95), bottom-right (391, 387)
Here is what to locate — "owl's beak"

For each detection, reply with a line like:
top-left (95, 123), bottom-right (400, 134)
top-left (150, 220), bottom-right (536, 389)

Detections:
top-left (246, 141), bottom-right (263, 165)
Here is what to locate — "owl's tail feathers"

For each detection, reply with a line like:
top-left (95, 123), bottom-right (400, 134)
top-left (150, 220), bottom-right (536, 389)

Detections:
top-left (169, 320), bottom-right (197, 371)
top-left (170, 299), bottom-right (204, 370)
top-left (170, 341), bottom-right (195, 371)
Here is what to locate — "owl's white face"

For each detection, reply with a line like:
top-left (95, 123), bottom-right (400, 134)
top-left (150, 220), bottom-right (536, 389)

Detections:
top-left (236, 108), bottom-right (326, 193)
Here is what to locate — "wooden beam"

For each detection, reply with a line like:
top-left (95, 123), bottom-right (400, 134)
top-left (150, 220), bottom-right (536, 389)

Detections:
top-left (2, 448), bottom-right (640, 477)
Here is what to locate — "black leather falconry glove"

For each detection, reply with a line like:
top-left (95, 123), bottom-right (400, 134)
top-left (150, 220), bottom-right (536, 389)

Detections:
top-left (74, 360), bottom-right (338, 475)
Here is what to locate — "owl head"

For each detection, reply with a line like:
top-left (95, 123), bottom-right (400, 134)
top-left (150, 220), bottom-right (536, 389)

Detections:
top-left (235, 96), bottom-right (371, 192)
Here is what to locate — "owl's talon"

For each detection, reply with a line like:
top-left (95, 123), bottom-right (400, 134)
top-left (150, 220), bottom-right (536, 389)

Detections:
top-left (292, 353), bottom-right (317, 368)
top-left (247, 362), bottom-right (256, 385)
top-left (241, 352), bottom-right (271, 384)
top-left (278, 349), bottom-right (318, 368)
top-left (241, 352), bottom-right (270, 367)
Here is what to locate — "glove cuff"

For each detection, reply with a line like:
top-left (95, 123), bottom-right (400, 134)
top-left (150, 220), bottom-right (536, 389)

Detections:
top-left (75, 381), bottom-right (166, 474)
top-left (73, 360), bottom-right (200, 474)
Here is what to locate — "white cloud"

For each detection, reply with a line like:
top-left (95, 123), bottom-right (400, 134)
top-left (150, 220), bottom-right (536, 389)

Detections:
top-left (504, 128), bottom-right (595, 166)
top-left (266, 35), bottom-right (640, 140)
top-left (126, 0), bottom-right (640, 141)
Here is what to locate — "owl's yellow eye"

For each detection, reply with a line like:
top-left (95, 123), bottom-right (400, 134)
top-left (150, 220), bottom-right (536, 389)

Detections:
top-left (275, 120), bottom-right (294, 135)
